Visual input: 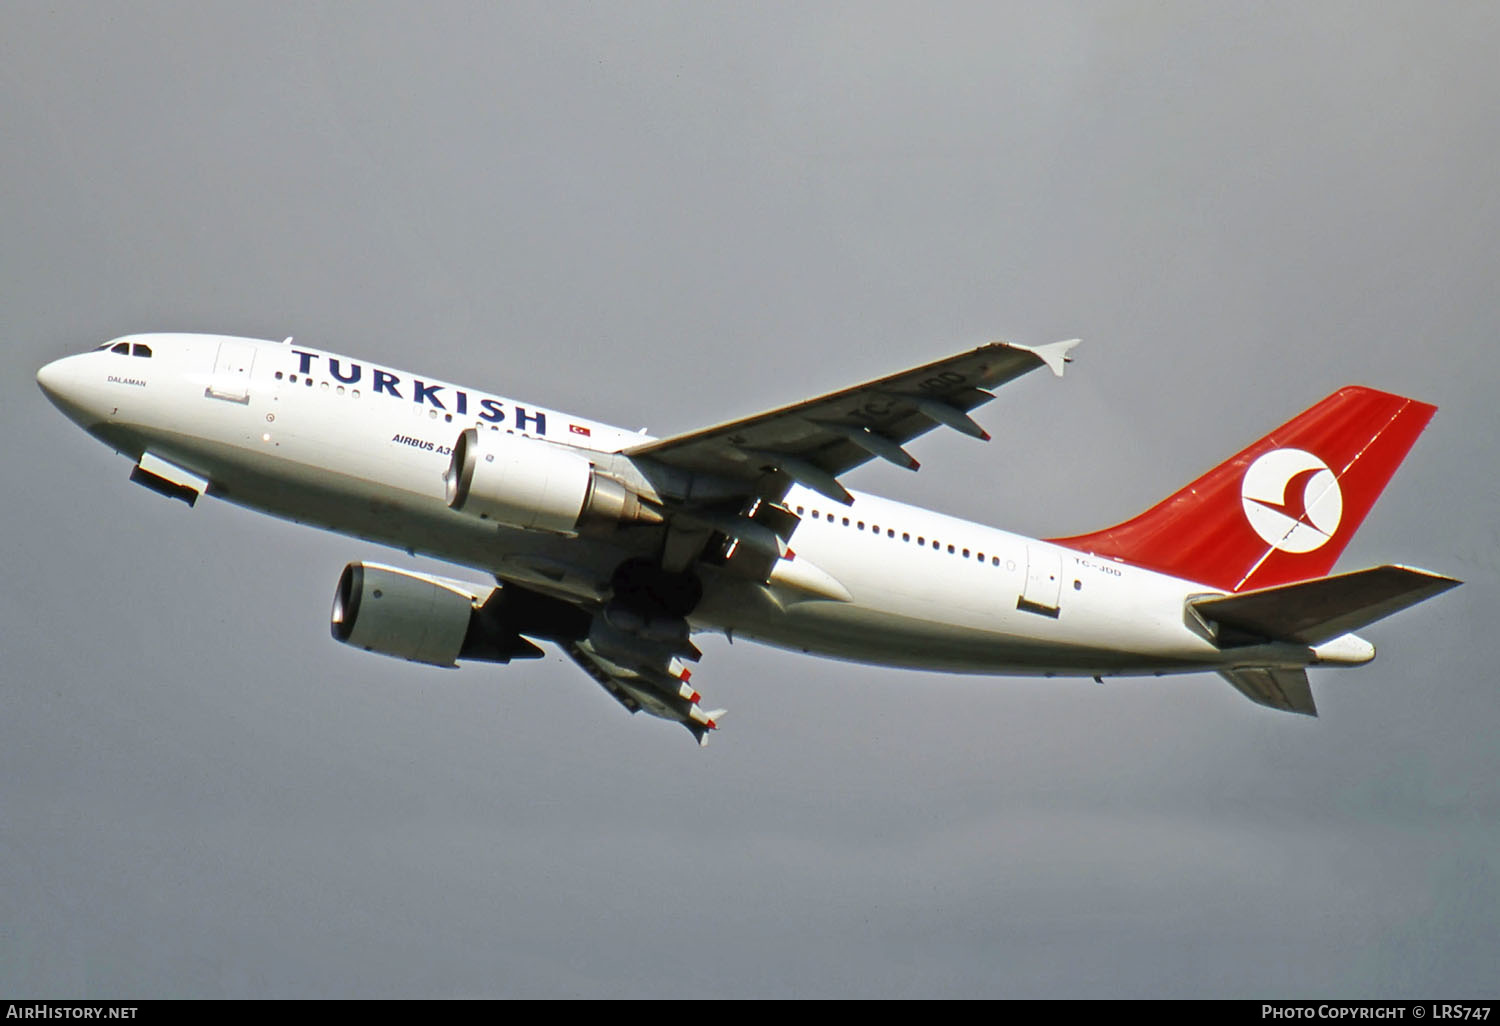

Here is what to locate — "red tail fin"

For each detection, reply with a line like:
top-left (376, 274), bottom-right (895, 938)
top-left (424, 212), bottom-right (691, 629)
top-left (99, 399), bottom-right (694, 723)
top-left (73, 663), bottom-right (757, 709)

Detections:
top-left (1048, 387), bottom-right (1437, 593)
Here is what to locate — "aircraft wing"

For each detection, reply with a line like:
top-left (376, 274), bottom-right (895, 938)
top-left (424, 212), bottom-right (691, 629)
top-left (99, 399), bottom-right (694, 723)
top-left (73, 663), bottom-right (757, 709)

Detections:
top-left (624, 339), bottom-right (1078, 505)
top-left (564, 640), bottom-right (725, 746)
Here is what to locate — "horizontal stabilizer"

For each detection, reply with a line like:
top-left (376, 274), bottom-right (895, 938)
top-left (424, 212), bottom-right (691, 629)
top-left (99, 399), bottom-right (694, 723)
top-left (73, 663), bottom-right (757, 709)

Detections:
top-left (1219, 667), bottom-right (1317, 716)
top-left (1191, 565), bottom-right (1460, 646)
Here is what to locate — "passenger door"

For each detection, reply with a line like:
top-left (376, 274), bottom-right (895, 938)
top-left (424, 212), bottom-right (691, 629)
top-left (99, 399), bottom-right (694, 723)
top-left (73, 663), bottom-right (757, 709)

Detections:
top-left (205, 340), bottom-right (256, 403)
top-left (1018, 543), bottom-right (1062, 617)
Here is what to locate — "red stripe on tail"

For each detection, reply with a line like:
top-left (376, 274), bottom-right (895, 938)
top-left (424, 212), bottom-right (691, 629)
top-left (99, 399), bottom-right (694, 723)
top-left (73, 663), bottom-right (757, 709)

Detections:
top-left (1048, 386), bottom-right (1437, 593)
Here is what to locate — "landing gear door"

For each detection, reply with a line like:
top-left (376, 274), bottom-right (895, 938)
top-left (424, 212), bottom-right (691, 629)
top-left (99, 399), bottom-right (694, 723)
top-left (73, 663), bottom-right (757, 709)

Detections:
top-left (1018, 543), bottom-right (1062, 617)
top-left (206, 340), bottom-right (256, 404)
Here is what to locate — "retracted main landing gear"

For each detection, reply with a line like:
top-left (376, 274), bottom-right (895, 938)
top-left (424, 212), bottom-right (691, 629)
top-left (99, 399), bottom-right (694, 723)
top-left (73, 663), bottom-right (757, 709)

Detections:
top-left (595, 558), bottom-right (703, 674)
top-left (608, 557), bottom-right (702, 617)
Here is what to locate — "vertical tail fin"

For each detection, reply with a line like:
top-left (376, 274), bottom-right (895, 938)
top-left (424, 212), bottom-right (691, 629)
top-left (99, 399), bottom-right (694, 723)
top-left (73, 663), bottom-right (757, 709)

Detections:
top-left (1049, 387), bottom-right (1437, 593)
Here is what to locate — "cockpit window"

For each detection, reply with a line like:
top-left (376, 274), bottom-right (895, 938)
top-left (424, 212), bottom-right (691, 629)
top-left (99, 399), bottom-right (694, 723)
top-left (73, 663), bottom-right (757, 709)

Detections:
top-left (132, 344), bottom-right (152, 358)
top-left (110, 342), bottom-right (130, 354)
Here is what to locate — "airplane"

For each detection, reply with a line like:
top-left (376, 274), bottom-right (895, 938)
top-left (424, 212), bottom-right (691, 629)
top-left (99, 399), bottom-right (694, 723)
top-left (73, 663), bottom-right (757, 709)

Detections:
top-left (36, 334), bottom-right (1460, 744)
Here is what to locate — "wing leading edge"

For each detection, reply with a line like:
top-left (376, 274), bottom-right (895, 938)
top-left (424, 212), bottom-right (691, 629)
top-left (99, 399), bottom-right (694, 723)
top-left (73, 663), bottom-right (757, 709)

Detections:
top-left (625, 339), bottom-right (1079, 506)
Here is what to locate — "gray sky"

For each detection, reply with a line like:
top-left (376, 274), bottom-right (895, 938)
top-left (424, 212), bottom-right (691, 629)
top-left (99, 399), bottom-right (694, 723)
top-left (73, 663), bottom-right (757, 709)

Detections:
top-left (3, 2), bottom-right (1497, 998)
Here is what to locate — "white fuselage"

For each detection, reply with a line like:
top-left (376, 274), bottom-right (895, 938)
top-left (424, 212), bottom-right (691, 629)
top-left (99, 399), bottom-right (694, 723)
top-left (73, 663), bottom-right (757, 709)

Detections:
top-left (38, 335), bottom-right (1325, 681)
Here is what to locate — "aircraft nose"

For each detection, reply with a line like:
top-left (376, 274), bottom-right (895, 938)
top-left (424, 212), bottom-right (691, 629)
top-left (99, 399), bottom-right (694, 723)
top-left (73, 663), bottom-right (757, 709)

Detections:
top-left (36, 355), bottom-right (96, 427)
top-left (36, 357), bottom-right (69, 403)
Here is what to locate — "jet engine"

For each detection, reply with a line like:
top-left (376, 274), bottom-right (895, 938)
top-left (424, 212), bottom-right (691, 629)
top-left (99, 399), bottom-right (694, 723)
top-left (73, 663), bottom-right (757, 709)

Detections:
top-left (330, 562), bottom-right (544, 667)
top-left (443, 427), bottom-right (661, 535)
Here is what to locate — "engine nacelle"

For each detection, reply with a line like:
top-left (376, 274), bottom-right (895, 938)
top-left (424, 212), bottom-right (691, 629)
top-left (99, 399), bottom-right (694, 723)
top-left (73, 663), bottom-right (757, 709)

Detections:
top-left (443, 428), bottom-right (660, 535)
top-left (331, 562), bottom-right (488, 667)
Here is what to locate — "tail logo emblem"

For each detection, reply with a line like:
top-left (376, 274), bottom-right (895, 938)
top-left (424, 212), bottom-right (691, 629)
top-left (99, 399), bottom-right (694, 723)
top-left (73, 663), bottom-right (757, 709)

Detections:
top-left (1241, 448), bottom-right (1343, 553)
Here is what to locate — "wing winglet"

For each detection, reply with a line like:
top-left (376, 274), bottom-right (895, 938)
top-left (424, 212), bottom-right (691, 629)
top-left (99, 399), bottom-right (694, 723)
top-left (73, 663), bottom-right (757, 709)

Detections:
top-left (687, 709), bottom-right (726, 746)
top-left (1010, 338), bottom-right (1081, 378)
